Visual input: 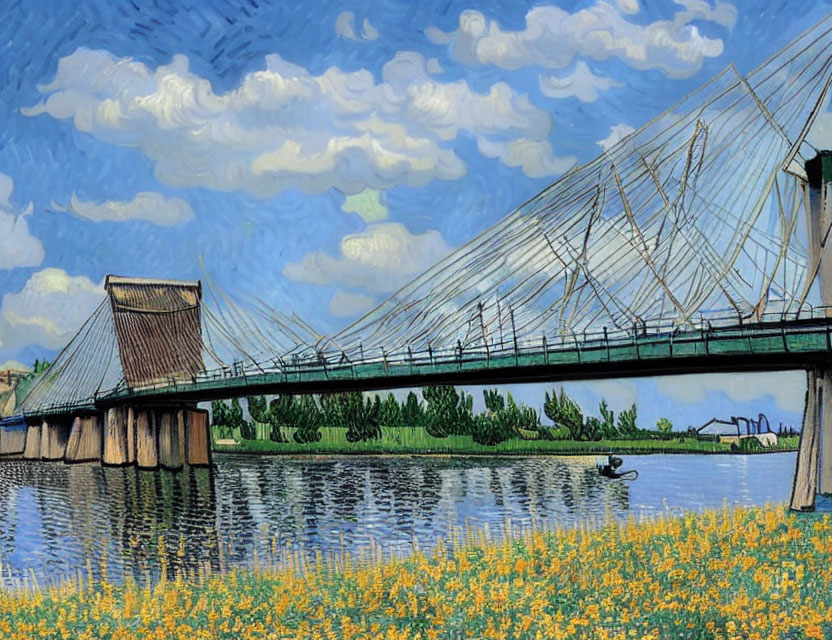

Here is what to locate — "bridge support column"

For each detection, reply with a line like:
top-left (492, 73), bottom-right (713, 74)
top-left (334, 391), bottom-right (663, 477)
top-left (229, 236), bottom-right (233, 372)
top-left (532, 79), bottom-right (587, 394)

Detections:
top-left (185, 409), bottom-right (211, 466)
top-left (65, 414), bottom-right (103, 463)
top-left (40, 419), bottom-right (70, 460)
top-left (22, 423), bottom-right (41, 459)
top-left (103, 407), bottom-right (130, 466)
top-left (0, 426), bottom-right (26, 456)
top-left (135, 409), bottom-right (158, 469)
top-left (158, 410), bottom-right (181, 470)
top-left (790, 152), bottom-right (832, 510)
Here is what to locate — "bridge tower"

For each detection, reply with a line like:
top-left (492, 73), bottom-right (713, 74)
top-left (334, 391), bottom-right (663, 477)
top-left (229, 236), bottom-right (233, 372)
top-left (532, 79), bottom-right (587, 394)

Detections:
top-left (101, 276), bottom-right (211, 468)
top-left (791, 151), bottom-right (832, 510)
top-left (35, 276), bottom-right (213, 469)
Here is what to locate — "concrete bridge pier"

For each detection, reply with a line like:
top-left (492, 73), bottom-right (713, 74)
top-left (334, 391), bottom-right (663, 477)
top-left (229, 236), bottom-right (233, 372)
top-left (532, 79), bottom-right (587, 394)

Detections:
top-left (791, 152), bottom-right (832, 511)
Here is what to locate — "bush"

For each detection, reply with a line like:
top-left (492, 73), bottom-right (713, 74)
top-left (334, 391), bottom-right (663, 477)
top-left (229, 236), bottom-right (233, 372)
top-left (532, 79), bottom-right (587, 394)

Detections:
top-left (472, 413), bottom-right (514, 445)
top-left (731, 436), bottom-right (763, 453)
top-left (656, 417), bottom-right (673, 434)
top-left (542, 425), bottom-right (571, 440)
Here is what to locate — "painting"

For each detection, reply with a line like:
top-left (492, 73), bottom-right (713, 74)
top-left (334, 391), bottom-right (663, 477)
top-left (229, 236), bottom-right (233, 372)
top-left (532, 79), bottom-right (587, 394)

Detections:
top-left (2, 0), bottom-right (832, 638)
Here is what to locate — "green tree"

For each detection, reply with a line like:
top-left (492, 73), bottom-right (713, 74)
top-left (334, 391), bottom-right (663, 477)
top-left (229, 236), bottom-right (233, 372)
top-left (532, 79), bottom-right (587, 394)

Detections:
top-left (598, 400), bottom-right (618, 439)
top-left (293, 395), bottom-right (322, 444)
top-left (268, 395), bottom-right (298, 442)
top-left (230, 397), bottom-right (255, 440)
top-left (247, 395), bottom-right (269, 423)
top-left (379, 393), bottom-right (402, 427)
top-left (423, 386), bottom-right (474, 438)
top-left (210, 399), bottom-right (233, 439)
top-left (472, 389), bottom-right (513, 445)
top-left (343, 393), bottom-right (382, 442)
top-left (583, 416), bottom-right (603, 441)
top-left (616, 404), bottom-right (639, 439)
top-left (483, 388), bottom-right (505, 413)
top-left (656, 417), bottom-right (673, 434)
top-left (543, 388), bottom-right (584, 440)
top-left (401, 391), bottom-right (424, 427)
top-left (319, 393), bottom-right (344, 428)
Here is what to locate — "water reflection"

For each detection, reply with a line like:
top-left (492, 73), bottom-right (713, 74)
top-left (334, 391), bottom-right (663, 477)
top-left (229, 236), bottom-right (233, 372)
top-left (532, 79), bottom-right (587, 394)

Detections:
top-left (0, 452), bottom-right (795, 587)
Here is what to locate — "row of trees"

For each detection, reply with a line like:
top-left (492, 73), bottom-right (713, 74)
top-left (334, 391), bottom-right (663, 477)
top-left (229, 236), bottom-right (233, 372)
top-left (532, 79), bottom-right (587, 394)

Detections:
top-left (212, 386), bottom-right (662, 446)
top-left (543, 390), bottom-right (641, 441)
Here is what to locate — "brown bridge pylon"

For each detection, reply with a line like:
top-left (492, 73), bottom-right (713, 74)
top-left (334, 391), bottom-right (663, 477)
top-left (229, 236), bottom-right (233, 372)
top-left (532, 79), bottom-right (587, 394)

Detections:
top-left (20, 276), bottom-right (212, 469)
top-left (791, 152), bottom-right (832, 511)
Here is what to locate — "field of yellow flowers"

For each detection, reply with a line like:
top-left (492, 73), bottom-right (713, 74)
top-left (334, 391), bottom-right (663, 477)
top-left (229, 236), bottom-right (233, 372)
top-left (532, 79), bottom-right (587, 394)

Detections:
top-left (2, 504), bottom-right (832, 639)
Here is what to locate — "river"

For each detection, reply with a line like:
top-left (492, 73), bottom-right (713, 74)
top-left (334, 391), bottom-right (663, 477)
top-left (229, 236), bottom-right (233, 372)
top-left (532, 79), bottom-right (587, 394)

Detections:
top-left (0, 452), bottom-right (801, 588)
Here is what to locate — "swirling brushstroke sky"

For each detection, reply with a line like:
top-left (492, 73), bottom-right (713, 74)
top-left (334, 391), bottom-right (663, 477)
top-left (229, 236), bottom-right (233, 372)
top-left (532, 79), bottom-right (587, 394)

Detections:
top-left (1, 0), bottom-right (830, 429)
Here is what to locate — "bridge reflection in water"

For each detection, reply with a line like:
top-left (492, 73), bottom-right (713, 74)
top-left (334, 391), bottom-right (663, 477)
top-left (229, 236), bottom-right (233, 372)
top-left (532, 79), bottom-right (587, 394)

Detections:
top-left (0, 453), bottom-right (797, 589)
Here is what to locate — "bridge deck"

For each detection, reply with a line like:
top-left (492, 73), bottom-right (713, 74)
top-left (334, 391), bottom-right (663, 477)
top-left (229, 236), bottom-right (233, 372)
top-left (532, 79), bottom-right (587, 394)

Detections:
top-left (21, 318), bottom-right (821, 417)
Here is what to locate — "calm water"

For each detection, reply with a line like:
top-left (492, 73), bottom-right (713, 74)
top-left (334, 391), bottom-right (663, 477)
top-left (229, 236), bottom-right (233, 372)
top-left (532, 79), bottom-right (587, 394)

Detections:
top-left (0, 452), bottom-right (799, 587)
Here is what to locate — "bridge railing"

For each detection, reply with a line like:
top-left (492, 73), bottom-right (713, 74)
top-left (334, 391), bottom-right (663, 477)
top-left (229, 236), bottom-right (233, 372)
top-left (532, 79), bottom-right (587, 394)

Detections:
top-left (26, 304), bottom-right (832, 414)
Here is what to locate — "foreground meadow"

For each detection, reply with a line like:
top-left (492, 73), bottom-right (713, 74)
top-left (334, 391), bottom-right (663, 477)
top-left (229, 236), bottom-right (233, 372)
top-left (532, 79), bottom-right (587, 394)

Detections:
top-left (2, 504), bottom-right (831, 639)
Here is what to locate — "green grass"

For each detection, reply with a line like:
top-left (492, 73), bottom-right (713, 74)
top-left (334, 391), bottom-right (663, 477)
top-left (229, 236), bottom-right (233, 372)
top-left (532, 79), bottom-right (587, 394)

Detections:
top-left (212, 426), bottom-right (799, 456)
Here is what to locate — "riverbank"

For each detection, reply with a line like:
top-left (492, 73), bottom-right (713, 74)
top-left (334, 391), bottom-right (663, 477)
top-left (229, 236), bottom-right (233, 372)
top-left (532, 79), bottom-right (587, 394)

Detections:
top-left (2, 504), bottom-right (827, 639)
top-left (212, 426), bottom-right (799, 456)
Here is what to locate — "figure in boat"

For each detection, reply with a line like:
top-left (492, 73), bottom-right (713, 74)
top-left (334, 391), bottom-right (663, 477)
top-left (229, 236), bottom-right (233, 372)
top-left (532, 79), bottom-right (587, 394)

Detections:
top-left (597, 454), bottom-right (638, 480)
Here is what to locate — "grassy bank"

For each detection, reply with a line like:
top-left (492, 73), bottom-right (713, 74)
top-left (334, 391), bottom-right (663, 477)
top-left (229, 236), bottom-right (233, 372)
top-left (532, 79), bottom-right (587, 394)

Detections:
top-left (212, 426), bottom-right (799, 456)
top-left (2, 504), bottom-right (830, 639)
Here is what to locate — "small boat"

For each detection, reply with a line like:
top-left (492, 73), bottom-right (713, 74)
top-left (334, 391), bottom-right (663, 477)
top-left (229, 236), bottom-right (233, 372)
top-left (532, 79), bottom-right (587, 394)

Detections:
top-left (596, 454), bottom-right (638, 480)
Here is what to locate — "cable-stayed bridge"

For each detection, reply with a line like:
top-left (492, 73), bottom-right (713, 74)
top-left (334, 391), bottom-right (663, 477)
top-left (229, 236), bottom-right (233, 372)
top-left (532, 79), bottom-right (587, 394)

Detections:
top-left (8, 14), bottom-right (832, 509)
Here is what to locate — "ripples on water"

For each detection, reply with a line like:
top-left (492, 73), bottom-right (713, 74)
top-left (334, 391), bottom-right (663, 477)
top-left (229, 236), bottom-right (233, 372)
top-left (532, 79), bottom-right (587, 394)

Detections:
top-left (0, 452), bottom-right (796, 587)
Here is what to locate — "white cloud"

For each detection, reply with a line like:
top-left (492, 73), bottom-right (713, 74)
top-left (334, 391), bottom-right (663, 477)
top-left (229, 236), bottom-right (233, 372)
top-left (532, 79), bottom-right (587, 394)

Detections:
top-left (427, 1), bottom-right (736, 79)
top-left (23, 49), bottom-right (572, 196)
top-left (329, 290), bottom-right (377, 317)
top-left (615, 0), bottom-right (640, 14)
top-left (283, 222), bottom-right (451, 294)
top-left (656, 371), bottom-right (806, 414)
top-left (335, 11), bottom-right (360, 40)
top-left (0, 173), bottom-right (44, 270)
top-left (57, 191), bottom-right (194, 226)
top-left (597, 123), bottom-right (636, 151)
top-left (362, 18), bottom-right (379, 41)
top-left (335, 11), bottom-right (379, 41)
top-left (539, 61), bottom-right (621, 103)
top-left (0, 268), bottom-right (105, 354)
top-left (342, 189), bottom-right (388, 223)
top-left (426, 57), bottom-right (444, 74)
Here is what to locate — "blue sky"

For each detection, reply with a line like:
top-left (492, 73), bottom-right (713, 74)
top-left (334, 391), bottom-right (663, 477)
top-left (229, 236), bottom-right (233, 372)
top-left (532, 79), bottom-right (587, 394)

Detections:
top-left (0, 0), bottom-right (828, 430)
